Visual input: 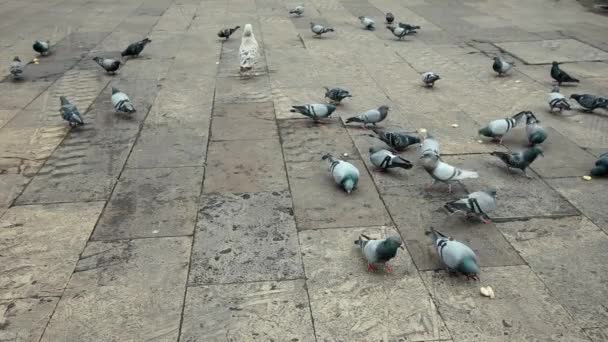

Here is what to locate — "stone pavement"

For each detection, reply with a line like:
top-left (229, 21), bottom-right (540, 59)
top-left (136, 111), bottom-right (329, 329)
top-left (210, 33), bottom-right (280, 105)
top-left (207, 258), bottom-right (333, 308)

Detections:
top-left (0, 0), bottom-right (607, 340)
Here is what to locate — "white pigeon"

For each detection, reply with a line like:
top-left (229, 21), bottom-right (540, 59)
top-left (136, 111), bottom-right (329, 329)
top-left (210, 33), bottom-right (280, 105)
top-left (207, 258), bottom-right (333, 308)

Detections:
top-left (239, 24), bottom-right (259, 75)
top-left (111, 87), bottom-right (136, 113)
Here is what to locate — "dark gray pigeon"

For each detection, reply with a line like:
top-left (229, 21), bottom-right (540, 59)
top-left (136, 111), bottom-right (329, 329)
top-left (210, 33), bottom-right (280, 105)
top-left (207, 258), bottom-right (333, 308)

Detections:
top-left (525, 113), bottom-right (547, 146)
top-left (397, 22), bottom-right (420, 34)
top-left (346, 105), bottom-right (389, 127)
top-left (490, 145), bottom-right (543, 177)
top-left (590, 152), bottom-right (608, 177)
top-left (323, 87), bottom-right (351, 104)
top-left (310, 22), bottom-right (334, 37)
top-left (122, 38), bottom-right (151, 58)
top-left (354, 234), bottom-right (403, 272)
top-left (290, 103), bottom-right (336, 121)
top-left (386, 25), bottom-right (409, 40)
top-left (33, 40), bottom-right (50, 56)
top-left (478, 111), bottom-right (528, 143)
top-left (369, 128), bottom-right (420, 152)
top-left (492, 56), bottom-right (514, 76)
top-left (9, 57), bottom-right (24, 80)
top-left (369, 147), bottom-right (413, 170)
top-left (60, 96), bottom-right (84, 127)
top-left (444, 189), bottom-right (497, 224)
top-left (551, 61), bottom-right (579, 85)
top-left (385, 12), bottom-right (394, 24)
top-left (548, 86), bottom-right (571, 112)
top-left (218, 26), bottom-right (240, 40)
top-left (570, 94), bottom-right (608, 112)
top-left (425, 227), bottom-right (480, 280)
top-left (93, 57), bottom-right (121, 74)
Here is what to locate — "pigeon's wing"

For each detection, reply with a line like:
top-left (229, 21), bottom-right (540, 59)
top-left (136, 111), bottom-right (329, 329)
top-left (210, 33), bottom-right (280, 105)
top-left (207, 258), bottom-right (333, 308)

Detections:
top-left (441, 240), bottom-right (476, 269)
top-left (362, 109), bottom-right (381, 123)
top-left (370, 150), bottom-right (391, 168)
top-left (469, 191), bottom-right (496, 213)
top-left (362, 239), bottom-right (382, 263)
top-left (432, 160), bottom-right (459, 181)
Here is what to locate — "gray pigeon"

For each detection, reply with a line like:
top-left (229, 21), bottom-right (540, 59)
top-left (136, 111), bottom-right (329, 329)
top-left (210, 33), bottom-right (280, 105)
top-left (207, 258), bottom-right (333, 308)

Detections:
top-left (121, 38), bottom-right (151, 58)
top-left (420, 153), bottom-right (478, 193)
top-left (322, 153), bottom-right (360, 193)
top-left (60, 96), bottom-right (84, 127)
top-left (358, 16), bottom-right (375, 30)
top-left (354, 234), bottom-right (403, 272)
top-left (570, 94), bottom-right (608, 112)
top-left (590, 152), bottom-right (608, 177)
top-left (422, 72), bottom-right (440, 87)
top-left (444, 189), bottom-right (497, 224)
top-left (492, 56), bottom-right (514, 76)
top-left (385, 12), bottom-right (394, 24)
top-left (33, 40), bottom-right (50, 56)
top-left (490, 146), bottom-right (543, 177)
top-left (398, 22), bottom-right (420, 32)
top-left (425, 227), bottom-right (480, 280)
top-left (218, 26), bottom-right (240, 40)
top-left (346, 105), bottom-right (389, 127)
top-left (548, 86), bottom-right (571, 112)
top-left (369, 128), bottom-right (420, 152)
top-left (386, 25), bottom-right (409, 40)
top-left (419, 132), bottom-right (440, 157)
top-left (289, 5), bottom-right (304, 16)
top-left (290, 103), bottom-right (336, 121)
top-left (478, 111), bottom-right (528, 143)
top-left (323, 87), bottom-right (351, 104)
top-left (9, 57), bottom-right (23, 80)
top-left (93, 57), bottom-right (121, 74)
top-left (525, 113), bottom-right (547, 146)
top-left (310, 22), bottom-right (334, 37)
top-left (369, 147), bottom-right (413, 170)
top-left (551, 61), bottom-right (579, 85)
top-left (111, 87), bottom-right (136, 113)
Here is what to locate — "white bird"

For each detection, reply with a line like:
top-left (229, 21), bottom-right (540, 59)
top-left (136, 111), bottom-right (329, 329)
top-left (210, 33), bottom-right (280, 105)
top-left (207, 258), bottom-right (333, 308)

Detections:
top-left (239, 24), bottom-right (259, 75)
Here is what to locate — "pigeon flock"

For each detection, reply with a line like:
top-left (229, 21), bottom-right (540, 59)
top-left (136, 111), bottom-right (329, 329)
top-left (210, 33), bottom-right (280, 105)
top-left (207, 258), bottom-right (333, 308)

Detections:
top-left (5, 4), bottom-right (608, 281)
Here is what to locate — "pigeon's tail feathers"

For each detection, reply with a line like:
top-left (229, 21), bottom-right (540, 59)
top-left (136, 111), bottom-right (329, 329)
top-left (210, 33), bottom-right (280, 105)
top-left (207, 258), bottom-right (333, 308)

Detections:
top-left (490, 151), bottom-right (510, 164)
top-left (324, 28), bottom-right (335, 33)
top-left (425, 226), bottom-right (447, 242)
top-left (458, 170), bottom-right (479, 179)
top-left (590, 164), bottom-right (608, 177)
top-left (111, 87), bottom-right (120, 95)
top-left (354, 234), bottom-right (371, 248)
top-left (321, 153), bottom-right (335, 162)
top-left (290, 105), bottom-right (308, 115)
top-left (444, 200), bottom-right (469, 213)
top-left (393, 157), bottom-right (413, 169)
top-left (346, 116), bottom-right (363, 123)
top-left (59, 96), bottom-right (69, 105)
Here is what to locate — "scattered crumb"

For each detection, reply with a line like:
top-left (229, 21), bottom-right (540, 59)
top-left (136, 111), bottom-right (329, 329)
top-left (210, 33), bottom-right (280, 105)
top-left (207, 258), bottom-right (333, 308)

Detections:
top-left (480, 286), bottom-right (495, 299)
top-left (583, 175), bottom-right (592, 181)
top-left (477, 140), bottom-right (483, 143)
top-left (515, 80), bottom-right (521, 83)
top-left (419, 128), bottom-right (427, 133)
top-left (152, 230), bottom-right (159, 234)
top-left (451, 124), bottom-right (459, 128)
top-left (343, 153), bottom-right (349, 157)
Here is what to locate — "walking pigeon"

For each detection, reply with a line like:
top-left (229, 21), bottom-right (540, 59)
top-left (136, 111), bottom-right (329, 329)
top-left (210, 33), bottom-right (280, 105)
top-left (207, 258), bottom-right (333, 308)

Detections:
top-left (111, 87), bottom-right (136, 114)
top-left (444, 189), bottom-right (497, 224)
top-left (385, 12), bottom-right (394, 24)
top-left (590, 152), bottom-right (608, 177)
top-left (33, 40), bottom-right (50, 56)
top-left (548, 86), bottom-right (571, 112)
top-left (369, 147), bottom-right (413, 170)
top-left (354, 234), bottom-right (403, 272)
top-left (60, 96), bottom-right (84, 127)
top-left (551, 61), bottom-right (579, 85)
top-left (570, 94), bottom-right (608, 112)
top-left (398, 22), bottom-right (420, 33)
top-left (420, 132), bottom-right (440, 157)
top-left (386, 25), bottom-right (409, 40)
top-left (525, 113), bottom-right (547, 145)
top-left (322, 153), bottom-right (360, 193)
top-left (93, 57), bottom-right (121, 74)
top-left (478, 111), bottom-right (528, 143)
top-left (290, 104), bottom-right (336, 121)
top-left (289, 5), bottom-right (304, 16)
top-left (346, 105), bottom-right (389, 127)
top-left (422, 72), bottom-right (440, 87)
top-left (218, 26), bottom-right (240, 40)
top-left (310, 22), bottom-right (334, 37)
top-left (359, 16), bottom-right (375, 30)
top-left (239, 24), bottom-right (258, 74)
top-left (490, 146), bottom-right (543, 177)
top-left (425, 227), bottom-right (480, 280)
top-left (492, 56), bottom-right (514, 76)
top-left (323, 87), bottom-right (351, 104)
top-left (420, 152), bottom-right (478, 193)
top-left (121, 38), bottom-right (151, 58)
top-left (9, 57), bottom-right (23, 80)
top-left (369, 128), bottom-right (420, 152)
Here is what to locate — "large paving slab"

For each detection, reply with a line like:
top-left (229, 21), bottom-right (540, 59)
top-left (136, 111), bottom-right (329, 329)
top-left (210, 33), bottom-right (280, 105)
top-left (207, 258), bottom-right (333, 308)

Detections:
top-left (0, 174), bottom-right (29, 216)
top-left (0, 297), bottom-right (59, 342)
top-left (189, 191), bottom-right (304, 285)
top-left (300, 226), bottom-right (450, 341)
top-left (496, 39), bottom-right (608, 64)
top-left (92, 167), bottom-right (203, 240)
top-left (211, 102), bottom-right (278, 141)
top-left (181, 280), bottom-right (315, 342)
top-left (421, 266), bottom-right (590, 342)
top-left (0, 202), bottom-right (104, 299)
top-left (0, 126), bottom-right (68, 176)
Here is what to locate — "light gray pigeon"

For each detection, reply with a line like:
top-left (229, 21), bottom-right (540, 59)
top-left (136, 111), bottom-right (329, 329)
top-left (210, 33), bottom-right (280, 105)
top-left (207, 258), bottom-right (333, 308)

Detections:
top-left (354, 234), bottom-right (404, 272)
top-left (289, 5), bottom-right (304, 16)
top-left (60, 96), bottom-right (84, 127)
top-left (93, 57), bottom-right (121, 74)
top-left (369, 128), bottom-right (420, 152)
top-left (369, 147), bottom-right (413, 170)
top-left (426, 227), bottom-right (480, 280)
top-left (492, 56), bottom-right (514, 76)
top-left (322, 153), bottom-right (360, 193)
top-left (239, 24), bottom-right (258, 74)
top-left (478, 111), bottom-right (528, 143)
top-left (548, 86), bottom-right (570, 112)
top-left (386, 25), bottom-right (408, 40)
top-left (111, 87), bottom-right (136, 113)
top-left (419, 132), bottom-right (440, 157)
top-left (422, 72), bottom-right (440, 87)
top-left (420, 153), bottom-right (478, 193)
top-left (324, 87), bottom-right (351, 104)
top-left (310, 22), bottom-right (334, 37)
top-left (359, 16), bottom-right (375, 30)
top-left (444, 189), bottom-right (497, 224)
top-left (33, 40), bottom-right (50, 56)
top-left (525, 113), bottom-right (547, 146)
top-left (290, 103), bottom-right (336, 121)
top-left (9, 57), bottom-right (23, 80)
top-left (346, 105), bottom-right (389, 127)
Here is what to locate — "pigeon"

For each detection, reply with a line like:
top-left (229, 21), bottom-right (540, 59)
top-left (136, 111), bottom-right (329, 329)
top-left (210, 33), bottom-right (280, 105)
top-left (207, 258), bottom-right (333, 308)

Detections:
top-left (310, 22), bottom-right (334, 37)
top-left (490, 146), bottom-right (543, 177)
top-left (33, 40), bottom-right (50, 56)
top-left (289, 5), bottom-right (304, 16)
top-left (492, 56), bottom-right (514, 76)
top-left (369, 128), bottom-right (420, 152)
top-left (290, 104), bottom-right (336, 121)
top-left (397, 22), bottom-right (420, 33)
top-left (478, 111), bottom-right (528, 143)
top-left (358, 16), bottom-right (375, 30)
top-left (93, 57), bottom-right (121, 74)
top-left (9, 57), bottom-right (24, 80)
top-left (444, 189), bottom-right (497, 224)
top-left (548, 86), bottom-right (571, 112)
top-left (323, 87), bottom-right (351, 104)
top-left (239, 24), bottom-right (259, 74)
top-left (121, 38), bottom-right (151, 58)
top-left (217, 26), bottom-right (240, 40)
top-left (111, 87), bottom-right (136, 114)
top-left (322, 153), bottom-right (360, 194)
top-left (354, 234), bottom-right (403, 272)
top-left (386, 25), bottom-right (409, 40)
top-left (569, 94), bottom-right (608, 112)
top-left (525, 113), bottom-right (547, 146)
top-left (60, 96), bottom-right (84, 127)
top-left (425, 227), bottom-right (480, 280)
top-left (345, 105), bottom-right (389, 127)
top-left (422, 72), bottom-right (440, 87)
top-left (551, 61), bottom-right (579, 85)
top-left (420, 152), bottom-right (478, 193)
top-left (369, 147), bottom-right (413, 170)
top-left (590, 152), bottom-right (608, 177)
top-left (385, 12), bottom-right (394, 24)
top-left (419, 132), bottom-right (440, 157)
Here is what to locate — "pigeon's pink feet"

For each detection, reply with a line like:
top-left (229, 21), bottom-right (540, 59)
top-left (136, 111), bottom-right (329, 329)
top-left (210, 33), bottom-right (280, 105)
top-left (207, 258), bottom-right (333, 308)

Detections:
top-left (367, 264), bottom-right (376, 272)
top-left (481, 216), bottom-right (492, 224)
top-left (447, 184), bottom-right (453, 193)
top-left (384, 264), bottom-right (393, 273)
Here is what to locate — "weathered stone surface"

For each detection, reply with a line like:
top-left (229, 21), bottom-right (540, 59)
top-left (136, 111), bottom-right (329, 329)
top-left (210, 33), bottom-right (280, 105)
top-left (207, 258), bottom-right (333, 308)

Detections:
top-left (300, 226), bottom-right (450, 341)
top-left (0, 202), bottom-right (103, 299)
top-left (211, 102), bottom-right (277, 141)
top-left (0, 174), bottom-right (29, 215)
top-left (214, 76), bottom-right (272, 104)
top-left (180, 280), bottom-right (315, 342)
top-left (585, 328), bottom-right (608, 342)
top-left (189, 191), bottom-right (304, 285)
top-left (421, 266), bottom-right (590, 342)
top-left (93, 167), bottom-right (203, 240)
top-left (496, 39), bottom-right (608, 64)
top-left (0, 126), bottom-right (68, 176)
top-left (0, 297), bottom-right (58, 342)
top-left (204, 138), bottom-right (288, 193)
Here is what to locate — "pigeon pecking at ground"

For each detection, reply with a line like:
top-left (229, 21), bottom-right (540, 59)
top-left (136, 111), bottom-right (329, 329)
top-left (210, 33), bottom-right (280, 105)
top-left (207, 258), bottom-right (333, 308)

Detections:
top-left (386, 25), bottom-right (409, 40)
top-left (111, 87), bottom-right (136, 114)
top-left (369, 128), bottom-right (420, 152)
top-left (569, 94), bottom-right (608, 112)
top-left (590, 152), bottom-right (608, 177)
top-left (385, 12), bottom-right (394, 24)
top-left (217, 26), bottom-right (240, 40)
top-left (426, 227), bottom-right (480, 280)
top-left (420, 152), bottom-right (478, 193)
top-left (289, 5), bottom-right (304, 16)
top-left (310, 22), bottom-right (334, 37)
top-left (444, 189), bottom-right (497, 224)
top-left (121, 38), bottom-right (151, 58)
top-left (359, 16), bottom-right (375, 30)
top-left (492, 56), bottom-right (514, 76)
top-left (478, 111), bottom-right (528, 144)
top-left (33, 40), bottom-right (50, 56)
top-left (525, 113), bottom-right (547, 146)
top-left (290, 103), bottom-right (336, 122)
top-left (548, 86), bottom-right (571, 112)
top-left (323, 87), bottom-right (351, 104)
top-left (93, 57), bottom-right (121, 74)
top-left (490, 145), bottom-right (543, 177)
top-left (369, 147), bottom-right (413, 171)
top-left (60, 96), bottom-right (84, 127)
top-left (346, 105), bottom-right (389, 127)
top-left (551, 61), bottom-right (579, 86)
top-left (9, 57), bottom-right (24, 80)
top-left (239, 24), bottom-right (259, 75)
top-left (354, 234), bottom-right (404, 273)
top-left (322, 153), bottom-right (360, 194)
top-left (422, 72), bottom-right (441, 87)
